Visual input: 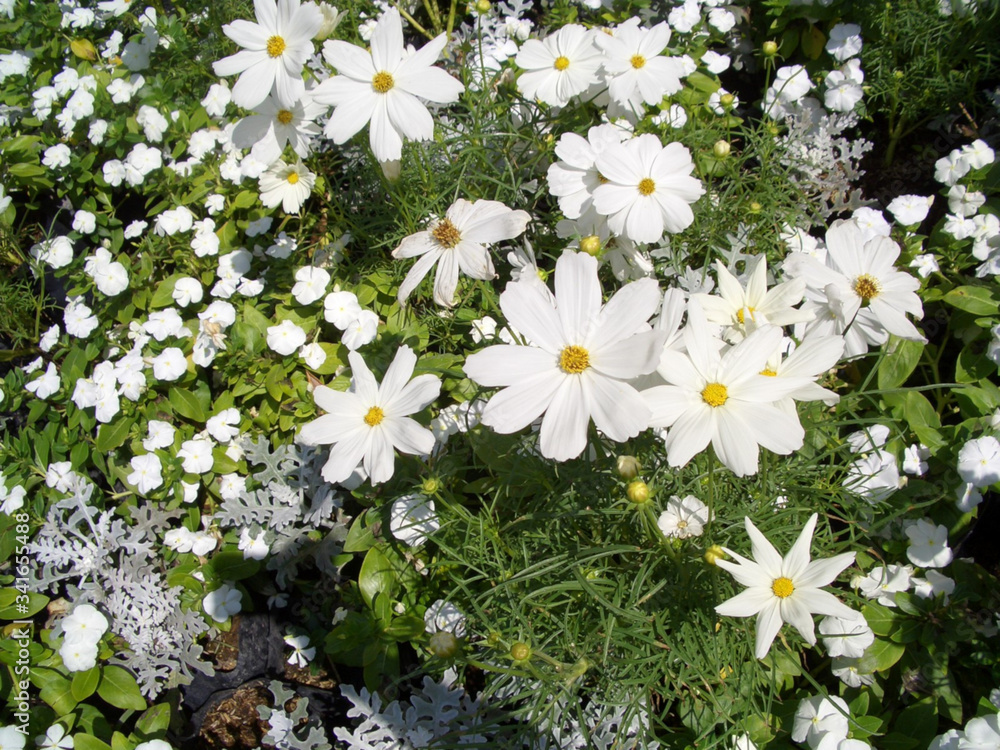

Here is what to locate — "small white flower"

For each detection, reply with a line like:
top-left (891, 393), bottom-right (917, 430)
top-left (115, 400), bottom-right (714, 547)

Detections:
top-left (905, 519), bottom-right (953, 569)
top-left (902, 443), bottom-right (930, 475)
top-left (961, 138), bottom-right (996, 170)
top-left (151, 347), bottom-right (187, 381)
top-left (957, 436), bottom-right (1000, 487)
top-left (341, 310), bottom-right (378, 351)
top-left (846, 424), bottom-right (890, 454)
top-left (218, 474), bottom-right (247, 501)
top-left (887, 194), bottom-right (934, 226)
top-left (127, 454), bottom-right (164, 494)
top-left (909, 254), bottom-right (939, 279)
top-left (389, 495), bottom-right (439, 546)
top-left (267, 320), bottom-right (307, 356)
top-left (513, 24), bottom-right (602, 107)
top-left (32, 236), bottom-right (74, 269)
top-left (843, 450), bottom-right (900, 504)
top-left (203, 584), bottom-right (242, 623)
top-left (300, 342), bottom-right (327, 369)
top-left (424, 599), bottom-right (466, 637)
top-left (912, 569), bottom-right (955, 601)
top-left (856, 564), bottom-right (912, 607)
top-left (283, 633), bottom-right (315, 668)
top-left (35, 725), bottom-right (74, 750)
top-left (172, 277), bottom-right (204, 307)
top-left (258, 160), bottom-right (315, 215)
top-left (25, 362), bottom-right (60, 399)
top-left (324, 291), bottom-right (362, 329)
top-left (832, 657), bottom-right (875, 688)
top-left (43, 143), bottom-right (72, 169)
top-left (818, 612), bottom-right (874, 658)
top-left (178, 438), bottom-right (215, 475)
top-left (206, 408), bottom-right (241, 443)
top-left (72, 210), bottom-right (97, 234)
top-left (657, 495), bottom-right (709, 539)
top-left (239, 527), bottom-right (269, 560)
top-left (292, 266), bottom-right (331, 306)
top-left (825, 23), bottom-right (863, 60)
top-left (59, 640), bottom-right (98, 672)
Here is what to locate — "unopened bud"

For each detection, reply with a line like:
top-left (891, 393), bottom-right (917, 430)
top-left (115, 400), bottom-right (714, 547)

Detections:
top-left (749, 201), bottom-right (762, 213)
top-left (762, 41), bottom-right (778, 57)
top-left (616, 455), bottom-right (640, 480)
top-left (429, 631), bottom-right (461, 659)
top-left (475, 0), bottom-right (491, 11)
top-left (713, 140), bottom-right (731, 158)
top-left (421, 477), bottom-right (442, 494)
top-left (627, 480), bottom-right (650, 504)
top-left (719, 93), bottom-right (735, 109)
top-left (70, 39), bottom-right (98, 61)
top-left (510, 642), bottom-right (531, 661)
top-left (705, 544), bottom-right (727, 565)
top-left (579, 235), bottom-right (601, 256)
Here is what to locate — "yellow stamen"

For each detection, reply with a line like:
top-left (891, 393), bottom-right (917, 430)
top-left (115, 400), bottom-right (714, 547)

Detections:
top-left (638, 178), bottom-right (656, 196)
top-left (736, 306), bottom-right (755, 324)
top-left (286, 172), bottom-right (299, 184)
top-left (630, 54), bottom-right (646, 69)
top-left (431, 219), bottom-right (461, 249)
top-left (772, 577), bottom-right (794, 598)
top-left (364, 406), bottom-right (384, 426)
top-left (372, 71), bottom-right (394, 93)
top-left (277, 109), bottom-right (294, 125)
top-left (701, 382), bottom-right (728, 407)
top-left (266, 35), bottom-right (286, 58)
top-left (559, 345), bottom-right (590, 374)
top-left (760, 368), bottom-right (777, 377)
top-left (853, 274), bottom-right (881, 301)
top-left (553, 56), bottom-right (570, 71)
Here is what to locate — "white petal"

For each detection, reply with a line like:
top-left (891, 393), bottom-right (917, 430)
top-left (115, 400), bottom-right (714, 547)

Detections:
top-left (538, 375), bottom-right (590, 461)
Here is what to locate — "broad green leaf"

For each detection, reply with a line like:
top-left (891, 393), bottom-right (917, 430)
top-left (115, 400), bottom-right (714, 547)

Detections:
top-left (72, 667), bottom-right (100, 701)
top-left (801, 24), bottom-right (826, 58)
top-left (207, 551), bottom-right (259, 581)
top-left (74, 735), bottom-right (112, 750)
top-left (943, 285), bottom-right (1000, 315)
top-left (169, 386), bottom-right (208, 423)
top-left (384, 614), bottom-right (426, 641)
top-left (0, 589), bottom-right (49, 619)
top-left (97, 665), bottom-right (147, 711)
top-left (134, 703), bottom-right (172, 735)
top-left (877, 338), bottom-right (924, 390)
top-left (344, 512), bottom-right (377, 553)
top-left (359, 547), bottom-right (397, 608)
top-left (40, 673), bottom-right (77, 715)
top-left (95, 417), bottom-right (133, 453)
top-left (867, 638), bottom-right (905, 672)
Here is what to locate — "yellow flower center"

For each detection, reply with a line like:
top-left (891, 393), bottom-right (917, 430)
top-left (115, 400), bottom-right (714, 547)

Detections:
top-left (559, 345), bottom-right (590, 374)
top-left (736, 306), bottom-right (755, 324)
top-left (431, 218), bottom-right (462, 249)
top-left (553, 56), bottom-right (570, 71)
top-left (364, 406), bottom-right (384, 426)
top-left (771, 577), bottom-right (795, 598)
top-left (630, 54), bottom-right (646, 69)
top-left (701, 382), bottom-right (728, 407)
top-left (286, 171), bottom-right (299, 184)
top-left (277, 109), bottom-right (294, 125)
top-left (638, 178), bottom-right (656, 196)
top-left (676, 520), bottom-right (688, 529)
top-left (853, 274), bottom-right (881, 301)
top-left (372, 71), bottom-right (395, 93)
top-left (596, 171), bottom-right (609, 184)
top-left (266, 35), bottom-right (286, 58)
top-left (760, 368), bottom-right (777, 377)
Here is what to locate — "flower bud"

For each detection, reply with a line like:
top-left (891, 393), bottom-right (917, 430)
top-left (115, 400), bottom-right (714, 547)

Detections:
top-left (627, 480), bottom-right (650, 504)
top-left (510, 642), bottom-right (531, 661)
top-left (616, 455), bottom-right (641, 480)
top-left (579, 235), bottom-right (602, 257)
top-left (475, 0), bottom-right (491, 11)
top-left (71, 39), bottom-right (98, 61)
top-left (421, 477), bottom-right (442, 494)
top-left (314, 2), bottom-right (344, 40)
top-left (705, 544), bottom-right (727, 565)
top-left (713, 140), bottom-right (731, 159)
top-left (749, 201), bottom-right (762, 213)
top-left (762, 40), bottom-right (778, 57)
top-left (719, 93), bottom-right (735, 110)
top-left (429, 631), bottom-right (462, 659)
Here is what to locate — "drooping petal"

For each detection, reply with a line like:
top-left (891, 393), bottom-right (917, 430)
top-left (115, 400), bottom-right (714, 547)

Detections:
top-left (384, 416), bottom-right (435, 456)
top-left (588, 277), bottom-right (661, 351)
top-left (538, 375), bottom-right (590, 461)
top-left (386, 374), bottom-right (441, 417)
top-left (369, 96), bottom-right (403, 161)
top-left (432, 248), bottom-right (460, 306)
top-left (712, 408), bottom-right (761, 477)
top-left (364, 428), bottom-right (396, 484)
top-left (320, 427), bottom-right (369, 483)
top-left (779, 595), bottom-right (817, 645)
top-left (480, 373), bottom-right (562, 434)
top-left (397, 246), bottom-right (443, 304)
top-left (664, 403), bottom-right (714, 467)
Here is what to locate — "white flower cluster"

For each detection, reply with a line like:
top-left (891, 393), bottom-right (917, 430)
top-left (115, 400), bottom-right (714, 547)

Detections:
top-left (58, 604), bottom-right (109, 671)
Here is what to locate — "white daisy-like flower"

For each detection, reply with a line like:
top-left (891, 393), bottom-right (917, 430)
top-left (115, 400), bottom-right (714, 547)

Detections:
top-left (657, 495), bottom-right (709, 539)
top-left (258, 159), bottom-right (314, 214)
top-left (231, 89), bottom-right (325, 164)
top-left (203, 584), bottom-right (243, 623)
top-left (514, 24), bottom-right (602, 107)
top-left (887, 194), bottom-right (934, 226)
top-left (298, 345), bottom-right (440, 484)
top-left (546, 124), bottom-right (628, 220)
top-left (464, 251), bottom-right (666, 462)
top-left (818, 612), bottom-right (874, 659)
top-left (715, 514), bottom-right (857, 659)
top-left (284, 633), bottom-right (315, 667)
top-left (127, 453), bottom-right (163, 495)
top-left (212, 0), bottom-right (323, 109)
top-left (392, 199), bottom-right (530, 307)
top-left (592, 133), bottom-right (704, 244)
top-left (593, 19), bottom-right (687, 116)
top-left (312, 8), bottom-right (464, 163)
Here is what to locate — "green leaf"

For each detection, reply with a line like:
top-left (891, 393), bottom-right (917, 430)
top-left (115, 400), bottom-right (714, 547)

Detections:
top-left (168, 386), bottom-right (208, 423)
top-left (801, 24), bottom-right (826, 58)
top-left (893, 698), bottom-right (938, 745)
top-left (359, 547), bottom-right (398, 608)
top-left (943, 285), bottom-right (1000, 315)
top-left (207, 551), bottom-right (259, 581)
top-left (877, 338), bottom-right (924, 390)
top-left (95, 417), bottom-right (133, 453)
top-left (134, 703), bottom-right (172, 736)
top-left (384, 614), bottom-right (426, 641)
top-left (264, 364), bottom-right (286, 402)
top-left (233, 190), bottom-right (257, 209)
top-left (862, 602), bottom-right (898, 637)
top-left (74, 735), bottom-right (112, 750)
top-left (39, 672), bottom-right (77, 715)
top-left (97, 665), bottom-right (147, 711)
top-left (866, 638), bottom-right (905, 672)
top-left (72, 667), bottom-right (100, 702)
top-left (344, 512), bottom-right (377, 553)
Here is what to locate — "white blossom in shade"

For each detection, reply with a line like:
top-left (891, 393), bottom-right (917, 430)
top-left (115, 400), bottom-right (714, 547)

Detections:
top-left (202, 81), bottom-right (232, 117)
top-left (25, 362), bottom-right (60, 399)
top-left (961, 138), bottom-right (996, 169)
top-left (45, 462), bottom-right (77, 492)
top-left (912, 569), bottom-right (955, 601)
top-left (389, 494), bottom-right (439, 546)
top-left (143, 419), bottom-right (176, 450)
top-left (298, 345), bottom-right (440, 484)
top-left (818, 612), bottom-right (874, 658)
top-left (300, 342), bottom-right (327, 369)
top-left (280, 633), bottom-right (315, 668)
top-left (668, 0), bottom-right (701, 33)
top-left (731, 734), bottom-right (757, 750)
top-left (958, 481), bottom-right (986, 511)
top-left (643, 303), bottom-right (811, 477)
top-left (246, 216), bottom-right (273, 237)
top-left (154, 206), bottom-right (194, 236)
top-left (902, 443), bottom-right (930, 475)
top-left (905, 519), bottom-right (952, 568)
top-left (0, 483), bottom-right (26, 515)
top-left (191, 218), bottom-right (220, 257)
top-left (124, 220), bottom-right (147, 239)
top-left (203, 584), bottom-right (243, 623)
top-left (909, 253), bottom-right (939, 279)
top-left (887, 194), bottom-right (934, 226)
top-left (547, 124), bottom-right (628, 220)
top-left (43, 143), bottom-right (71, 169)
top-left (792, 695), bottom-right (851, 750)
top-left (657, 495), bottom-right (709, 539)
top-left (136, 104), bottom-right (168, 141)
top-left (957, 436), bottom-right (1000, 487)
top-left (239, 527), bottom-right (270, 560)
top-left (178, 437), bottom-right (216, 475)
top-left (715, 514), bottom-right (857, 659)
top-left (232, 90), bottom-right (325, 164)
top-left (72, 210), bottom-right (97, 234)
top-left (708, 7), bottom-right (736, 31)
top-left (64, 298), bottom-right (99, 338)
top-left (172, 277), bottom-right (204, 307)
top-left (832, 657), bottom-right (875, 688)
top-left (701, 51), bottom-right (731, 74)
top-left (946, 184), bottom-right (984, 217)
top-left (212, 0), bottom-right (322, 109)
top-left (206, 408), bottom-right (241, 443)
top-left (846, 424), bottom-right (891, 454)
top-left (144, 309), bottom-right (187, 341)
top-left (823, 70), bottom-right (863, 112)
top-left (291, 266), bottom-right (331, 305)
top-left (324, 290), bottom-right (362, 328)
top-left (851, 207), bottom-right (891, 241)
top-left (35, 725), bottom-right (74, 750)
top-left (341, 310), bottom-right (378, 351)
top-left (651, 103), bottom-right (688, 128)
top-left (258, 159), bottom-right (315, 214)
top-left (843, 450), bottom-right (900, 503)
top-left (592, 133), bottom-right (704, 244)
top-left (707, 88), bottom-right (739, 115)
top-left (31, 236), bottom-right (74, 269)
top-left (127, 454), bottom-right (164, 494)
top-left (392, 199), bottom-right (530, 307)
top-left (959, 714), bottom-right (1000, 750)
top-left (856, 564), bottom-right (912, 607)
top-left (935, 150), bottom-right (971, 186)
top-left (151, 347), bottom-right (187, 381)
top-left (424, 599), bottom-right (466, 637)
top-left (267, 319), bottom-right (307, 355)
top-left (84, 247), bottom-right (129, 296)
top-left (592, 19), bottom-right (687, 115)
top-left (465, 251), bottom-right (665, 462)
top-left (313, 8), bottom-right (464, 163)
top-left (825, 23), bottom-right (862, 60)
top-left (514, 24), bottom-right (602, 107)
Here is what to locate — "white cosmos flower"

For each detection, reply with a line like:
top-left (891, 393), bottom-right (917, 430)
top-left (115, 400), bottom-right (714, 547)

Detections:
top-left (313, 8), bottom-right (464, 163)
top-left (212, 0), bottom-right (323, 109)
top-left (298, 345), bottom-right (440, 484)
top-left (593, 19), bottom-right (687, 116)
top-left (642, 302), bottom-right (811, 477)
top-left (547, 124), bottom-right (628, 220)
top-left (592, 133), bottom-right (704, 244)
top-left (657, 494), bottom-right (709, 539)
top-left (392, 199), bottom-right (531, 307)
top-left (259, 159), bottom-right (314, 213)
top-left (715, 514), bottom-right (857, 659)
top-left (231, 89), bottom-right (325, 164)
top-left (464, 251), bottom-right (665, 462)
top-left (514, 24), bottom-right (602, 107)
